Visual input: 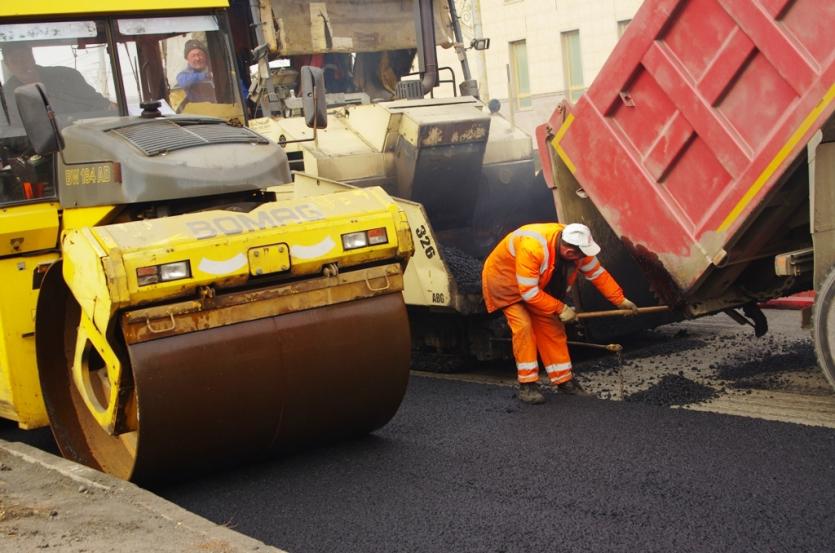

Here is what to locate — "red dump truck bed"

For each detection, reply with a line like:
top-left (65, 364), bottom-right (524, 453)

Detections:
top-left (540, 0), bottom-right (835, 296)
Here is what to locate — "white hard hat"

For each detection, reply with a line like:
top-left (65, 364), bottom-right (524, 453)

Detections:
top-left (561, 223), bottom-right (601, 256)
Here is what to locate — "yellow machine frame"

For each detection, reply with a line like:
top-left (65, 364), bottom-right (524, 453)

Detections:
top-left (0, 0), bottom-right (415, 439)
top-left (1, 1), bottom-right (228, 18)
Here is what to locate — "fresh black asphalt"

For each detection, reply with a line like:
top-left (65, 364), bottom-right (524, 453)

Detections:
top-left (151, 375), bottom-right (835, 553)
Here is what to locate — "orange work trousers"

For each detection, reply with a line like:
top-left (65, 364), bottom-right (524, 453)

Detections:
top-left (502, 302), bottom-right (573, 385)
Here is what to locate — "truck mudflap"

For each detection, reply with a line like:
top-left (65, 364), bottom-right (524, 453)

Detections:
top-left (36, 261), bottom-right (410, 482)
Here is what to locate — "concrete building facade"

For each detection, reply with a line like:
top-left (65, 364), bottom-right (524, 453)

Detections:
top-left (438, 0), bottom-right (644, 145)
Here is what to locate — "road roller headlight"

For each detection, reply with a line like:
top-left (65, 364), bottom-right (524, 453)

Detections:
top-left (341, 227), bottom-right (388, 250)
top-left (136, 261), bottom-right (192, 286)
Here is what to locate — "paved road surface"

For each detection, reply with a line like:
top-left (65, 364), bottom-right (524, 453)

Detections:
top-left (3, 310), bottom-right (834, 552)
top-left (155, 374), bottom-right (835, 553)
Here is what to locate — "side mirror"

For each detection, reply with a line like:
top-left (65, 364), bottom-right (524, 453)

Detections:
top-left (14, 83), bottom-right (64, 155)
top-left (300, 66), bottom-right (327, 129)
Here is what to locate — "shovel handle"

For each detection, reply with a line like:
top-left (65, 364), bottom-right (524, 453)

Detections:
top-left (575, 305), bottom-right (670, 320)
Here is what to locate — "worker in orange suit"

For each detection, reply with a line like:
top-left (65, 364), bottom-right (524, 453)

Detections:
top-left (482, 223), bottom-right (638, 404)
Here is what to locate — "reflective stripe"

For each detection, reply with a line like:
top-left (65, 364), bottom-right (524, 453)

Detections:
top-left (521, 286), bottom-right (540, 301)
top-left (544, 362), bottom-right (572, 374)
top-left (516, 275), bottom-right (539, 286)
top-left (585, 266), bottom-right (605, 280)
top-left (579, 258), bottom-right (599, 272)
top-left (516, 361), bottom-right (538, 370)
top-left (549, 372), bottom-right (573, 384)
top-left (507, 230), bottom-right (550, 273)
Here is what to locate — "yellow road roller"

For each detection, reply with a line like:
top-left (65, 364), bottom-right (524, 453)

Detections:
top-left (0, 0), bottom-right (413, 481)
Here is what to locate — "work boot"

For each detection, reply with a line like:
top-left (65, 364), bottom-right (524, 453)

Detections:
top-left (518, 382), bottom-right (546, 404)
top-left (556, 379), bottom-right (593, 397)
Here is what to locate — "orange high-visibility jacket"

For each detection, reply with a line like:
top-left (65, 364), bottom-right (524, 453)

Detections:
top-left (482, 223), bottom-right (625, 314)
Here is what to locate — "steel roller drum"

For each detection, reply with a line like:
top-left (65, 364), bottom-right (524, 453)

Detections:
top-left (37, 264), bottom-right (410, 482)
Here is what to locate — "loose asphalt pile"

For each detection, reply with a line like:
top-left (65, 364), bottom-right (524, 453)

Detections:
top-left (624, 374), bottom-right (718, 406)
top-left (572, 315), bottom-right (826, 401)
top-left (714, 337), bottom-right (817, 389)
top-left (439, 244), bottom-right (484, 293)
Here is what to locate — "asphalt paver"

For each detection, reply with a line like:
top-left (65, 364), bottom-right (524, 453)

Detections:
top-left (155, 375), bottom-right (835, 553)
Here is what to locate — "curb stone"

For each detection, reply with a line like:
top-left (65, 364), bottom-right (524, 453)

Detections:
top-left (0, 439), bottom-right (285, 553)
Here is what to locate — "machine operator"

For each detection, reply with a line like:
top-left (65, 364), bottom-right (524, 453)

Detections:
top-left (176, 39), bottom-right (216, 103)
top-left (482, 223), bottom-right (638, 404)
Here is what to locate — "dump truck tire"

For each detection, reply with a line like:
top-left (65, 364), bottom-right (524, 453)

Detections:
top-left (813, 266), bottom-right (835, 391)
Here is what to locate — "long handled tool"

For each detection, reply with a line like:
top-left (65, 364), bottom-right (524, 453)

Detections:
top-left (567, 305), bottom-right (670, 399)
top-left (575, 305), bottom-right (670, 320)
top-left (567, 340), bottom-right (626, 399)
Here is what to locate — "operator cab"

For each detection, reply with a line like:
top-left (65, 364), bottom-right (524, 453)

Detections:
top-left (0, 11), bottom-right (246, 206)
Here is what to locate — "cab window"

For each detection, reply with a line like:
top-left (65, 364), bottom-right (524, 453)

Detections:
top-left (116, 15), bottom-right (245, 122)
top-left (0, 20), bottom-right (114, 205)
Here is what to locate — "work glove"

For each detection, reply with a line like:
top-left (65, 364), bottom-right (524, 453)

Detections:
top-left (618, 298), bottom-right (639, 315)
top-left (558, 304), bottom-right (577, 323)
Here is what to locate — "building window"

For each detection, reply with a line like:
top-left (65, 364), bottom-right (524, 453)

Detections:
top-left (509, 39), bottom-right (532, 109)
top-left (618, 19), bottom-right (631, 38)
top-left (561, 30), bottom-right (584, 102)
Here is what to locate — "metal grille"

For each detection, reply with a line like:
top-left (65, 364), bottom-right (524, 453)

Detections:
top-left (109, 119), bottom-right (269, 156)
top-left (395, 80), bottom-right (424, 100)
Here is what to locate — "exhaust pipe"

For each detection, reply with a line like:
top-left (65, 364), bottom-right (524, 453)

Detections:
top-left (414, 0), bottom-right (439, 95)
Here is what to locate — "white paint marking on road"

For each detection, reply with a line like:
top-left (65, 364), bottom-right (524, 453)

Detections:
top-left (681, 390), bottom-right (835, 429)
